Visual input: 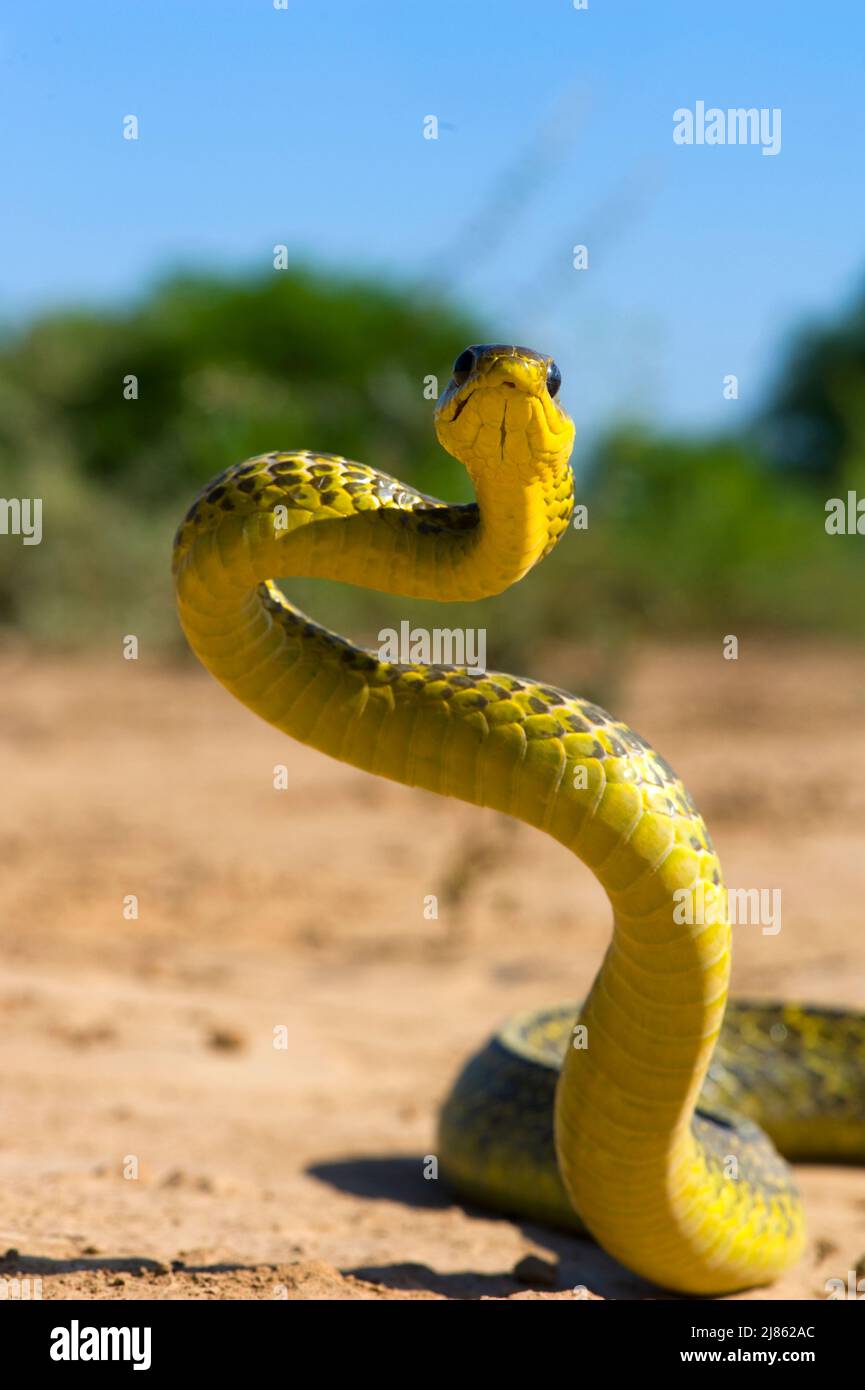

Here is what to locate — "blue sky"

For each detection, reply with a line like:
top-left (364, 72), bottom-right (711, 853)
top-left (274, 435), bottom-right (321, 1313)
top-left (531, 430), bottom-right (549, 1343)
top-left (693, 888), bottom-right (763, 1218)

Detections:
top-left (2, 0), bottom-right (864, 446)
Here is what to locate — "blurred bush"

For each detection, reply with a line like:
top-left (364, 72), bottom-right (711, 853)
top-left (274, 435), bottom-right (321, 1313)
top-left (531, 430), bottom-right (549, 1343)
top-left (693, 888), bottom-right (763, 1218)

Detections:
top-left (759, 288), bottom-right (865, 491)
top-left (0, 266), bottom-right (862, 664)
top-left (0, 268), bottom-right (475, 650)
top-left (564, 428), bottom-right (863, 638)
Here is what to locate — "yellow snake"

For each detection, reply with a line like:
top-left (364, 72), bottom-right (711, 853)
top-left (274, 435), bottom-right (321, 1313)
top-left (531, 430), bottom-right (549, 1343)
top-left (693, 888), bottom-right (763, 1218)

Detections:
top-left (173, 343), bottom-right (865, 1295)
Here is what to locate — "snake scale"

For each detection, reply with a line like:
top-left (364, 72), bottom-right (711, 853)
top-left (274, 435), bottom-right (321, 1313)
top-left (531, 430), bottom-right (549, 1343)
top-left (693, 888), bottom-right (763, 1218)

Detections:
top-left (173, 343), bottom-right (865, 1295)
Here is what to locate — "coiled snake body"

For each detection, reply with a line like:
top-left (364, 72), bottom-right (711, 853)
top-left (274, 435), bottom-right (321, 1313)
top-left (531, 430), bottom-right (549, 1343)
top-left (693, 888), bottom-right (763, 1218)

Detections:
top-left (173, 344), bottom-right (865, 1295)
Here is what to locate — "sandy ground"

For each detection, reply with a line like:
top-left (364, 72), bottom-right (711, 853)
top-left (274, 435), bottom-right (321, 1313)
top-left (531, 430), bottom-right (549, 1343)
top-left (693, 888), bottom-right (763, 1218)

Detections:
top-left (1, 640), bottom-right (864, 1302)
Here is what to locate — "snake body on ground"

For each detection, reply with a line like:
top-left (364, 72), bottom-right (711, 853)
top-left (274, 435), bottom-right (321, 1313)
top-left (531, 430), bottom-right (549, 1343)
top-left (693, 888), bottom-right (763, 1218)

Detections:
top-left (173, 343), bottom-right (865, 1295)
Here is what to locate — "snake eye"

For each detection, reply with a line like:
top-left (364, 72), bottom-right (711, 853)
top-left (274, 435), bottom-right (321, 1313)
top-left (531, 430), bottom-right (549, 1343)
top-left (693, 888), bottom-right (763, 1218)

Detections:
top-left (451, 348), bottom-right (476, 385)
top-left (546, 360), bottom-right (562, 398)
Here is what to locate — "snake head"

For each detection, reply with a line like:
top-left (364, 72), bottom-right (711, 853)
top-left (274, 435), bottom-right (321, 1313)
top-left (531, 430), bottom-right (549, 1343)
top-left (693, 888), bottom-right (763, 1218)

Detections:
top-left (434, 344), bottom-right (575, 481)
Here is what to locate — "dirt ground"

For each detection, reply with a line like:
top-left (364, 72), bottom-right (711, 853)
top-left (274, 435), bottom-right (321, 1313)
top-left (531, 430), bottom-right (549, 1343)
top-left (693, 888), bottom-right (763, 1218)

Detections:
top-left (1, 640), bottom-right (864, 1302)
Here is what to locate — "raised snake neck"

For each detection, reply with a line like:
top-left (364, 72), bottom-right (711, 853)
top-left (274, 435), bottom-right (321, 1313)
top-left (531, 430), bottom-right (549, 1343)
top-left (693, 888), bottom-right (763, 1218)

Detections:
top-left (173, 342), bottom-right (807, 1294)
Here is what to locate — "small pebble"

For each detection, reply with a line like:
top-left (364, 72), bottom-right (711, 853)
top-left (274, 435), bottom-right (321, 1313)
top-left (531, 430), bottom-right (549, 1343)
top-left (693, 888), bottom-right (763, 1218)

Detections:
top-left (512, 1254), bottom-right (559, 1287)
top-left (207, 1027), bottom-right (245, 1052)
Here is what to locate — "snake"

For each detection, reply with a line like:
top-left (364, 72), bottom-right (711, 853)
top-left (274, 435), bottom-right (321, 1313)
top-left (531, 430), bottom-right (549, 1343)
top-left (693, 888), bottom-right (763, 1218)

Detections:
top-left (173, 342), bottom-right (865, 1295)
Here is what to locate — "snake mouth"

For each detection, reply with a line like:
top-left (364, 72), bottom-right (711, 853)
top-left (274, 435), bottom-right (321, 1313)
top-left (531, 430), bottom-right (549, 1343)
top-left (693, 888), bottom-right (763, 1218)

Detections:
top-left (450, 389), bottom-right (475, 422)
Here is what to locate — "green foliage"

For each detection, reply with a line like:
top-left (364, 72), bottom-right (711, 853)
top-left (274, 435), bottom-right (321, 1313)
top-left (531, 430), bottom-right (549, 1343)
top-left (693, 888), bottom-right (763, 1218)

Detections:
top-left (0, 268), bottom-right (475, 649)
top-left (565, 429), bottom-right (863, 635)
top-left (0, 265), bottom-right (862, 660)
top-left (760, 283), bottom-right (865, 490)
top-left (0, 268), bottom-right (475, 505)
